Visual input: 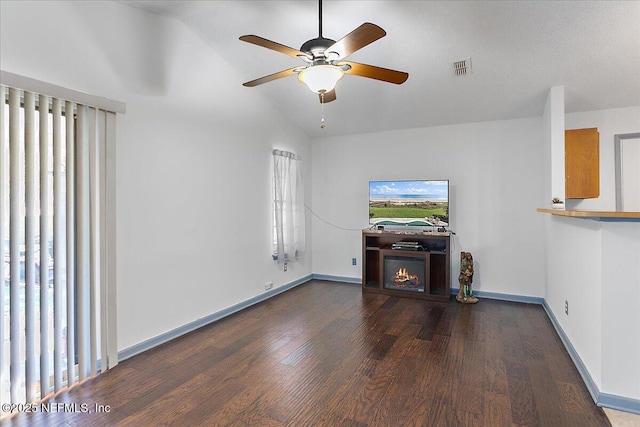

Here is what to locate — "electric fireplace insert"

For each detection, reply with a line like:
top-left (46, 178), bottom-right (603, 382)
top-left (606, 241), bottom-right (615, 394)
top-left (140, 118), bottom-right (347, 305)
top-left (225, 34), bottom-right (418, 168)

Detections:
top-left (383, 254), bottom-right (426, 293)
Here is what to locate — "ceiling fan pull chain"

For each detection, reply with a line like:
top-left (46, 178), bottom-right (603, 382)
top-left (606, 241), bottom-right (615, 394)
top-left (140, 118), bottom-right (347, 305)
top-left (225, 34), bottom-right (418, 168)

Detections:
top-left (320, 92), bottom-right (326, 128)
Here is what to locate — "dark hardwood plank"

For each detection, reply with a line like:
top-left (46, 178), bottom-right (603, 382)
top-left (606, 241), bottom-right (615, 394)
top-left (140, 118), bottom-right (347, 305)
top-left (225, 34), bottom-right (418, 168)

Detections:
top-left (416, 304), bottom-right (443, 340)
top-left (2, 280), bottom-right (611, 426)
top-left (343, 369), bottom-right (395, 423)
top-left (483, 390), bottom-right (513, 426)
top-left (484, 352), bottom-right (510, 395)
top-left (433, 301), bottom-right (457, 336)
top-left (527, 359), bottom-right (565, 426)
top-left (507, 377), bottom-right (540, 425)
top-left (366, 333), bottom-right (398, 361)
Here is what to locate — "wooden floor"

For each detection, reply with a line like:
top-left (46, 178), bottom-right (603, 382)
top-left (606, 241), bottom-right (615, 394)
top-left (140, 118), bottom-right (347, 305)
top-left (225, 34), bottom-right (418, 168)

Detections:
top-left (4, 280), bottom-right (610, 426)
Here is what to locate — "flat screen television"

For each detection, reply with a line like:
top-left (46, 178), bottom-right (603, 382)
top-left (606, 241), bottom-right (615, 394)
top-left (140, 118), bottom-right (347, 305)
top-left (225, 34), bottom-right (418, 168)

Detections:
top-left (369, 180), bottom-right (449, 227)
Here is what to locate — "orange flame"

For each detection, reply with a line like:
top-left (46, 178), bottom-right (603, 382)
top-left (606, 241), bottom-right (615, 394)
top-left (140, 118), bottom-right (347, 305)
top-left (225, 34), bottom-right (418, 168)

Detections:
top-left (395, 267), bottom-right (418, 283)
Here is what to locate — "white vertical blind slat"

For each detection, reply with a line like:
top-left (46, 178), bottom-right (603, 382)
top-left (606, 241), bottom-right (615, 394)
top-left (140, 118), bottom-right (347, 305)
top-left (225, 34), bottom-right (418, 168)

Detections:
top-left (39, 93), bottom-right (51, 397)
top-left (24, 91), bottom-right (37, 402)
top-left (65, 100), bottom-right (76, 387)
top-left (89, 107), bottom-right (98, 376)
top-left (52, 97), bottom-right (64, 392)
top-left (0, 86), bottom-right (7, 405)
top-left (104, 111), bottom-right (118, 370)
top-left (76, 104), bottom-right (88, 381)
top-left (98, 110), bottom-right (109, 370)
top-left (8, 87), bottom-right (22, 403)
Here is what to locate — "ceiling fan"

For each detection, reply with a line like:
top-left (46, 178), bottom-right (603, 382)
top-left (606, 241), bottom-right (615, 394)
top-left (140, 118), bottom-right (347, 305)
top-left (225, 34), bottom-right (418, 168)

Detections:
top-left (239, 0), bottom-right (409, 104)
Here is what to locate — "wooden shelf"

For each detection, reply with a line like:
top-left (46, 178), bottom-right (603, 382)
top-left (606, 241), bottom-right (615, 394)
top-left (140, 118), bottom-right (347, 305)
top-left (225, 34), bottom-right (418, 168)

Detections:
top-left (537, 208), bottom-right (640, 219)
top-left (364, 229), bottom-right (451, 237)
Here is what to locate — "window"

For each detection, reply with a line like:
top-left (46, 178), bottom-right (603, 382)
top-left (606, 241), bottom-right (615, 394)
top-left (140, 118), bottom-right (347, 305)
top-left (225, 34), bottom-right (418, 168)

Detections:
top-left (272, 149), bottom-right (305, 263)
top-left (0, 72), bottom-right (122, 407)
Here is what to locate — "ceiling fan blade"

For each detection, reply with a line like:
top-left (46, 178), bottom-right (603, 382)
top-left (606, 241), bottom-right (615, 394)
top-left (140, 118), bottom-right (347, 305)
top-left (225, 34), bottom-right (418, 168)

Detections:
top-left (340, 61), bottom-right (409, 84)
top-left (326, 23), bottom-right (386, 60)
top-left (242, 67), bottom-right (299, 87)
top-left (239, 35), bottom-right (312, 60)
top-left (319, 90), bottom-right (336, 103)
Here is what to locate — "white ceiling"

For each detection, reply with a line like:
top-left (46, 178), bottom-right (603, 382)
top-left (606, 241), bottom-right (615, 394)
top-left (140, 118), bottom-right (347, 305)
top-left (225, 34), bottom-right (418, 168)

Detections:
top-left (122, 0), bottom-right (640, 138)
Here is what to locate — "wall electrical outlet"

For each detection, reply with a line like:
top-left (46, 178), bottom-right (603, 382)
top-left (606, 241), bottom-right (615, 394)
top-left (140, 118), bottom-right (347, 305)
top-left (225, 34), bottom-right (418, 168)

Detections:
top-left (565, 300), bottom-right (569, 315)
top-left (352, 258), bottom-right (357, 266)
top-left (284, 262), bottom-right (287, 272)
top-left (265, 282), bottom-right (273, 291)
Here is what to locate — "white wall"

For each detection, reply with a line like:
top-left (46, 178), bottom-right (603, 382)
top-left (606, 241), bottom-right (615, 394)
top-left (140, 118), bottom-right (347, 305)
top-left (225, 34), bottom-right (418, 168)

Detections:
top-left (545, 217), bottom-right (640, 402)
top-left (0, 1), bottom-right (312, 352)
top-left (543, 105), bottom-right (640, 403)
top-left (543, 86), bottom-right (566, 203)
top-left (542, 87), bottom-right (605, 386)
top-left (601, 222), bottom-right (640, 399)
top-left (543, 87), bottom-right (603, 385)
top-left (562, 107), bottom-right (640, 398)
top-left (546, 216), bottom-right (603, 387)
top-left (311, 117), bottom-right (546, 297)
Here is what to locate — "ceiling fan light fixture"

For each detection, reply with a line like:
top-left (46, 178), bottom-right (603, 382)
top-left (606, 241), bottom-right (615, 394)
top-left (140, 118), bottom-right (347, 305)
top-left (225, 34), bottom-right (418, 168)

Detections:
top-left (297, 65), bottom-right (344, 94)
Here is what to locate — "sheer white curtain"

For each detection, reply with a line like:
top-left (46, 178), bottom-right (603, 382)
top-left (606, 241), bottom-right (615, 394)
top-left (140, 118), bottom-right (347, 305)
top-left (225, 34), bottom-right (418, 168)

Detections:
top-left (273, 149), bottom-right (305, 263)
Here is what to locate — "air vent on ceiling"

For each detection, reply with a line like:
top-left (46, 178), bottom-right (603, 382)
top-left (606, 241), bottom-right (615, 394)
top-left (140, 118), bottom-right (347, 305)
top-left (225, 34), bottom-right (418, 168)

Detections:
top-left (453, 58), bottom-right (472, 76)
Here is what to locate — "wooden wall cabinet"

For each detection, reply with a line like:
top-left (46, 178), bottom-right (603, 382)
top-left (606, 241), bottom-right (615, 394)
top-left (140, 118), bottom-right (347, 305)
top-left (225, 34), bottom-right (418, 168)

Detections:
top-left (565, 127), bottom-right (600, 199)
top-left (362, 230), bottom-right (450, 302)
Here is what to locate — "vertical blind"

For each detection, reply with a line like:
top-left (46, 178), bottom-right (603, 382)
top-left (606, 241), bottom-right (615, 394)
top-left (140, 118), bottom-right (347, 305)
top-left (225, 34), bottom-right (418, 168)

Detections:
top-left (0, 76), bottom-right (120, 406)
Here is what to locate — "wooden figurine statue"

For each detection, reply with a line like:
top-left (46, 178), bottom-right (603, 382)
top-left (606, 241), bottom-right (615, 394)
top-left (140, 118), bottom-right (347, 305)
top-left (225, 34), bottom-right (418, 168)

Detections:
top-left (457, 251), bottom-right (478, 304)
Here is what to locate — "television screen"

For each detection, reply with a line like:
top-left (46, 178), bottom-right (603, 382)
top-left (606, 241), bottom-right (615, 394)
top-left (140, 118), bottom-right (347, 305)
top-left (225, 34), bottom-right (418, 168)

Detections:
top-left (369, 180), bottom-right (449, 227)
